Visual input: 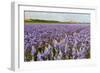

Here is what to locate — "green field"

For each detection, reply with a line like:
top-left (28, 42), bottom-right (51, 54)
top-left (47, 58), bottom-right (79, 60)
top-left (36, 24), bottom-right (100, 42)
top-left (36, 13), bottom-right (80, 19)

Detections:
top-left (24, 19), bottom-right (85, 24)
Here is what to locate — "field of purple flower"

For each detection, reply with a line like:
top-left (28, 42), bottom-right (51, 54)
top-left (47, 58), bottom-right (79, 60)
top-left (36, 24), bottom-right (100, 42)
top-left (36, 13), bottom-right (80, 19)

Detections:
top-left (24, 24), bottom-right (90, 62)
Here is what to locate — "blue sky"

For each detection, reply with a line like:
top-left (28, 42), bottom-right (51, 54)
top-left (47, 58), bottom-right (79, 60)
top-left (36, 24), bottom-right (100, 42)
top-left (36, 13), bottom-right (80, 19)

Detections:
top-left (24, 11), bottom-right (90, 23)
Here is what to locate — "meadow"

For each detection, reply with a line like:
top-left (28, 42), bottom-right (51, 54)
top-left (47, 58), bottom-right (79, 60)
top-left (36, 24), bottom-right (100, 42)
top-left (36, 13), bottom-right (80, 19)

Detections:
top-left (24, 23), bottom-right (90, 62)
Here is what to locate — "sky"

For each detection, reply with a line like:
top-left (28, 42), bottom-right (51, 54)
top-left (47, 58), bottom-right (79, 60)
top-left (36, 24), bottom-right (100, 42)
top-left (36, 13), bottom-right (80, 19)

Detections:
top-left (24, 11), bottom-right (90, 23)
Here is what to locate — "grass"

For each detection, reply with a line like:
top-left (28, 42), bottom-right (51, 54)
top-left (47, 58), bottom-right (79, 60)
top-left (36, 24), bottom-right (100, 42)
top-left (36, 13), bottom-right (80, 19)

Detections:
top-left (24, 19), bottom-right (83, 24)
